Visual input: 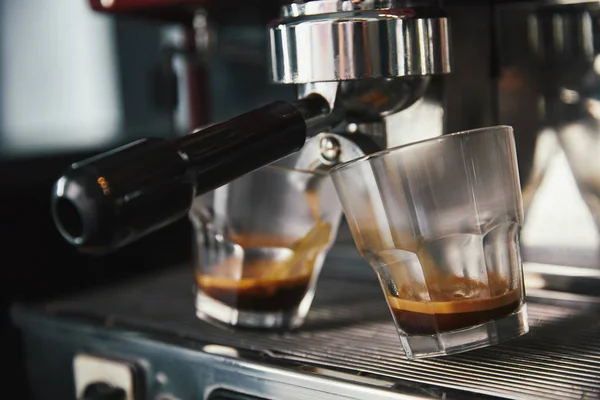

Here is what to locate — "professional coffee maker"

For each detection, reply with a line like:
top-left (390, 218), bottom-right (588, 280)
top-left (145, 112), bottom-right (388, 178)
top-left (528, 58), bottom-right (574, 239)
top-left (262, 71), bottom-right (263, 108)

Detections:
top-left (13, 1), bottom-right (600, 399)
top-left (51, 0), bottom-right (452, 255)
top-left (50, 0), bottom-right (600, 257)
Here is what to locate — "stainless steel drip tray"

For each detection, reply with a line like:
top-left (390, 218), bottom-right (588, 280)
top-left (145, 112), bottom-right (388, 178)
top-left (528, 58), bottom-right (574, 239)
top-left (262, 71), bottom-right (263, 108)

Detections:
top-left (19, 256), bottom-right (600, 400)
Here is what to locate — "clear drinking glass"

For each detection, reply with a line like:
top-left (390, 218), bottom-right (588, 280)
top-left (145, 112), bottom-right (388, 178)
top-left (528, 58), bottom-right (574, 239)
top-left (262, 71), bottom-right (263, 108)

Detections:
top-left (330, 125), bottom-right (529, 359)
top-left (191, 165), bottom-right (342, 329)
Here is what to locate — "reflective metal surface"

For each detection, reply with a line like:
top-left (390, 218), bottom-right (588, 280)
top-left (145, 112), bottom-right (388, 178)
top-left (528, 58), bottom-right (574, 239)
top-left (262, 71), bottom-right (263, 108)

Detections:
top-left (282, 0), bottom-right (395, 17)
top-left (496, 1), bottom-right (600, 221)
top-left (14, 252), bottom-right (600, 400)
top-left (268, 2), bottom-right (451, 83)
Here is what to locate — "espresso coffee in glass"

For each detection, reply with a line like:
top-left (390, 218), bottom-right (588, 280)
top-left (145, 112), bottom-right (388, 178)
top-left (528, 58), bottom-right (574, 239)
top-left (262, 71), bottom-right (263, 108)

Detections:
top-left (331, 126), bottom-right (529, 359)
top-left (191, 165), bottom-right (342, 329)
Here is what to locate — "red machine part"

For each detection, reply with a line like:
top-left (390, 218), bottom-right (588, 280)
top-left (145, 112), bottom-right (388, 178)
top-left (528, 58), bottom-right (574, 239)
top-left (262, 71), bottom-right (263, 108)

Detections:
top-left (89, 0), bottom-right (205, 10)
top-left (88, 0), bottom-right (287, 23)
top-left (88, 0), bottom-right (207, 22)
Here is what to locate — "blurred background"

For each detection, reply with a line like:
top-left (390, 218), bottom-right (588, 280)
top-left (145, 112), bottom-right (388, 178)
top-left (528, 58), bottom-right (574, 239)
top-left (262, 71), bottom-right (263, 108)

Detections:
top-left (1, 0), bottom-right (598, 394)
top-left (1, 0), bottom-right (170, 391)
top-left (0, 1), bottom-right (295, 394)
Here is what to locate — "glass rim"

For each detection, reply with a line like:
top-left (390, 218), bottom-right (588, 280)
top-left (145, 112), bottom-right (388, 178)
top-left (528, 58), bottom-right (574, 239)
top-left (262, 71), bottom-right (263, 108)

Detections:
top-left (263, 163), bottom-right (329, 177)
top-left (330, 125), bottom-right (513, 175)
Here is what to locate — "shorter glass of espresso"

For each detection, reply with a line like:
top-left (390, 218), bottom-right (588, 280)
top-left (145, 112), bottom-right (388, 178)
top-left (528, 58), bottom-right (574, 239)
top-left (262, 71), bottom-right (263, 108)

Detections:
top-left (191, 165), bottom-right (342, 329)
top-left (330, 126), bottom-right (529, 359)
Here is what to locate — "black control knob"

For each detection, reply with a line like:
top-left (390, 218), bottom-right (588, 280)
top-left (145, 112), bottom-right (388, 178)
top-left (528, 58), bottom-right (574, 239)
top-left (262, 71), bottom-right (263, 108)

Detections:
top-left (82, 382), bottom-right (126, 400)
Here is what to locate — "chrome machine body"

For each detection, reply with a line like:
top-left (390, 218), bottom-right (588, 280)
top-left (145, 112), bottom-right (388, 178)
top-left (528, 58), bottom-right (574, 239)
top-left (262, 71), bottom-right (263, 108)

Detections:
top-left (13, 0), bottom-right (600, 399)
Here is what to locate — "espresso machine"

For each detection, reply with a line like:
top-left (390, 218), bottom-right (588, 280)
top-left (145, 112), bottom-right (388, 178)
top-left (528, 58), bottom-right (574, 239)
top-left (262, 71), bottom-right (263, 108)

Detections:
top-left (12, 0), bottom-right (600, 399)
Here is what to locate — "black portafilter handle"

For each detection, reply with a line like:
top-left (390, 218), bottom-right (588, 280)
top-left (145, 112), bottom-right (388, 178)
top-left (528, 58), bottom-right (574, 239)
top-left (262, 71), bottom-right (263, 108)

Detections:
top-left (52, 96), bottom-right (332, 255)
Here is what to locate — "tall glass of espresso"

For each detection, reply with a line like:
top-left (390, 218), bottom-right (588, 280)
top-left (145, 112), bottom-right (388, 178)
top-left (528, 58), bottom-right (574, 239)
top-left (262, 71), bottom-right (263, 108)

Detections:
top-left (330, 125), bottom-right (529, 359)
top-left (191, 165), bottom-right (342, 330)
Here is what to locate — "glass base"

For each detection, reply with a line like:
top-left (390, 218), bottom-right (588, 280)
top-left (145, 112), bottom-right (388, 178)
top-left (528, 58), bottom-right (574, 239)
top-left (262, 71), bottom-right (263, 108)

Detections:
top-left (399, 305), bottom-right (529, 360)
top-left (195, 291), bottom-right (306, 330)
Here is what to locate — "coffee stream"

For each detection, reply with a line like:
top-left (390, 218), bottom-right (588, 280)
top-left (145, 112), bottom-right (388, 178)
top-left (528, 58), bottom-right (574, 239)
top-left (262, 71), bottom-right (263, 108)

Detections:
top-left (195, 190), bottom-right (332, 312)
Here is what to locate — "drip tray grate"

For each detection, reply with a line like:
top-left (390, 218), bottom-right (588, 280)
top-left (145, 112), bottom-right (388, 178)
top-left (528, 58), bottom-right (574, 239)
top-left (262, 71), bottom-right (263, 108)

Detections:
top-left (43, 266), bottom-right (600, 400)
